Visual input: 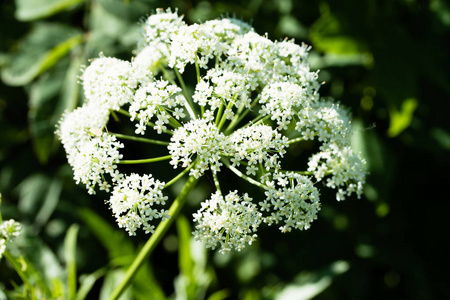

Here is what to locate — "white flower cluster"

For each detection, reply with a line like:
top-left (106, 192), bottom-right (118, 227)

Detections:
top-left (260, 173), bottom-right (320, 232)
top-left (192, 191), bottom-right (262, 254)
top-left (129, 79), bottom-right (184, 135)
top-left (0, 219), bottom-right (22, 259)
top-left (108, 174), bottom-right (168, 236)
top-left (168, 119), bottom-right (228, 177)
top-left (57, 8), bottom-right (366, 249)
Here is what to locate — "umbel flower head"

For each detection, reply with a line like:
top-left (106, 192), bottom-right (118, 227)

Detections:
top-left (57, 8), bottom-right (366, 253)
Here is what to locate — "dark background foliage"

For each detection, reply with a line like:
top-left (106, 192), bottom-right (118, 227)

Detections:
top-left (1, 0), bottom-right (449, 299)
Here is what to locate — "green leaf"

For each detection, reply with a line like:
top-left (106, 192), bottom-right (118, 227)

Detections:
top-left (64, 224), bottom-right (79, 300)
top-left (16, 174), bottom-right (63, 230)
top-left (387, 98), bottom-right (418, 137)
top-left (206, 289), bottom-right (230, 300)
top-left (15, 0), bottom-right (85, 21)
top-left (78, 207), bottom-right (134, 265)
top-left (76, 269), bottom-right (107, 300)
top-left (309, 5), bottom-right (367, 55)
top-left (79, 208), bottom-right (167, 300)
top-left (100, 270), bottom-right (132, 300)
top-left (53, 52), bottom-right (83, 122)
top-left (86, 2), bottom-right (141, 57)
top-left (16, 174), bottom-right (51, 219)
top-left (34, 176), bottom-right (63, 229)
top-left (97, 0), bottom-right (155, 21)
top-left (177, 215), bottom-right (194, 281)
top-left (274, 261), bottom-right (350, 300)
top-left (277, 15), bottom-right (308, 39)
top-left (1, 23), bottom-right (83, 86)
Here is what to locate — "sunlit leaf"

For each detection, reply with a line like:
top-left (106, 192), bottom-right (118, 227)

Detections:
top-left (78, 207), bottom-right (134, 264)
top-left (97, 0), bottom-right (155, 21)
top-left (76, 269), bottom-right (107, 300)
top-left (99, 270), bottom-right (132, 300)
top-left (64, 224), bottom-right (79, 300)
top-left (206, 289), bottom-right (230, 300)
top-left (275, 261), bottom-right (349, 300)
top-left (277, 15), bottom-right (308, 39)
top-left (1, 23), bottom-right (82, 86)
top-left (34, 176), bottom-right (62, 229)
top-left (309, 5), bottom-right (367, 55)
top-left (15, 0), bottom-right (86, 21)
top-left (387, 97), bottom-right (418, 137)
top-left (16, 174), bottom-right (51, 220)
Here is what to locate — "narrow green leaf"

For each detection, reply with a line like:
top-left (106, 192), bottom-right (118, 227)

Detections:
top-left (206, 289), bottom-right (230, 300)
top-left (76, 269), bottom-right (107, 300)
top-left (177, 215), bottom-right (194, 280)
top-left (64, 224), bottom-right (80, 300)
top-left (15, 0), bottom-right (86, 21)
top-left (78, 208), bottom-right (134, 264)
top-left (100, 270), bottom-right (132, 300)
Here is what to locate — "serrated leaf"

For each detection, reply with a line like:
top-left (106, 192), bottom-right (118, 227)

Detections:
top-left (1, 23), bottom-right (83, 86)
top-left (15, 0), bottom-right (86, 21)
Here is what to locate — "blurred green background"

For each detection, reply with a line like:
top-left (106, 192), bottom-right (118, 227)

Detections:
top-left (1, 0), bottom-right (449, 299)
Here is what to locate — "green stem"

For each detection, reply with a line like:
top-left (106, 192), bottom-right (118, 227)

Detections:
top-left (194, 54), bottom-right (201, 84)
top-left (221, 158), bottom-right (267, 189)
top-left (174, 68), bottom-right (197, 119)
top-left (224, 95), bottom-right (260, 134)
top-left (212, 172), bottom-right (222, 195)
top-left (252, 115), bottom-right (271, 126)
top-left (108, 176), bottom-right (199, 300)
top-left (110, 132), bottom-right (170, 146)
top-left (3, 252), bottom-right (32, 296)
top-left (117, 108), bottom-right (132, 118)
top-left (287, 137), bottom-right (306, 144)
top-left (159, 66), bottom-right (177, 86)
top-left (119, 155), bottom-right (172, 164)
top-left (164, 161), bottom-right (196, 189)
top-left (217, 101), bottom-right (234, 131)
top-left (215, 101), bottom-right (224, 126)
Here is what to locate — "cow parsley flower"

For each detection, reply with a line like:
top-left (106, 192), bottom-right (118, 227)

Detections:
top-left (108, 174), bottom-right (168, 236)
top-left (192, 191), bottom-right (262, 253)
top-left (57, 9), bottom-right (366, 251)
top-left (0, 218), bottom-right (22, 259)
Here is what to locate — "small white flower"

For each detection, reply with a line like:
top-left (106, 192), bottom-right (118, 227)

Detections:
top-left (193, 191), bottom-right (262, 254)
top-left (108, 174), bottom-right (168, 236)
